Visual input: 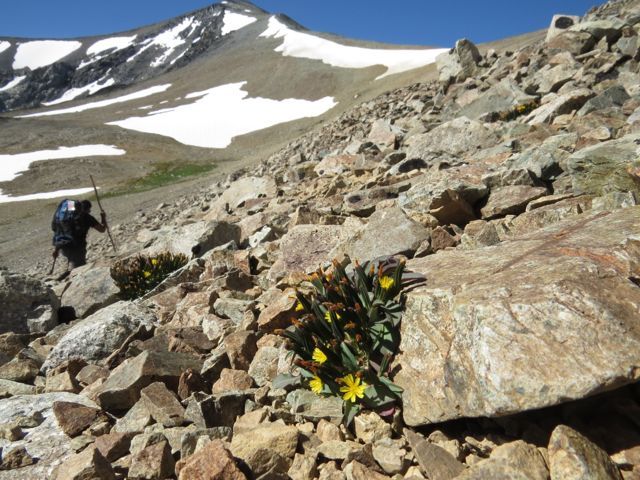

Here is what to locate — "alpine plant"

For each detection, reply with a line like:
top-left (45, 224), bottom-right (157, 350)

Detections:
top-left (277, 256), bottom-right (425, 426)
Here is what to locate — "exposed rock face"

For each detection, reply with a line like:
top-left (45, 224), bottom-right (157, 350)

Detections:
top-left (396, 207), bottom-right (640, 426)
top-left (0, 270), bottom-right (59, 334)
top-left (42, 301), bottom-right (156, 372)
top-left (567, 132), bottom-right (640, 196)
top-left (59, 265), bottom-right (120, 319)
top-left (4, 1), bottom-right (640, 478)
top-left (548, 425), bottom-right (623, 480)
top-left (0, 393), bottom-right (100, 479)
top-left (436, 38), bottom-right (482, 87)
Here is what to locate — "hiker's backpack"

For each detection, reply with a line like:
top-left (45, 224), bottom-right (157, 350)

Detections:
top-left (51, 199), bottom-right (81, 248)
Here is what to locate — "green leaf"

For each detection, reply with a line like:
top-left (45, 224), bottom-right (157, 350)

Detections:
top-left (340, 342), bottom-right (359, 371)
top-left (271, 373), bottom-right (301, 389)
top-left (343, 400), bottom-right (361, 427)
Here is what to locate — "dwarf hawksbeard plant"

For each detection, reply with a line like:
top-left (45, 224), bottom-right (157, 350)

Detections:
top-left (276, 256), bottom-right (425, 425)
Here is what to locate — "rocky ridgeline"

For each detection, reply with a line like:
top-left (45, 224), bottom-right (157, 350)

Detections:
top-left (2, 1), bottom-right (640, 478)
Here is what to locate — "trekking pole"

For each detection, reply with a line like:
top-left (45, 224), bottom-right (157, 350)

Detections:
top-left (90, 175), bottom-right (117, 253)
top-left (48, 256), bottom-right (57, 275)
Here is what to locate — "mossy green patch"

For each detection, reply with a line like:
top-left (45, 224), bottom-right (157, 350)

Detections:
top-left (105, 163), bottom-right (216, 198)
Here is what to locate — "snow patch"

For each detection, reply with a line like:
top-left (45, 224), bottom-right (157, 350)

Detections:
top-left (126, 17), bottom-right (195, 67)
top-left (0, 76), bottom-right (26, 92)
top-left (0, 145), bottom-right (126, 183)
top-left (107, 81), bottom-right (336, 149)
top-left (87, 35), bottom-right (137, 56)
top-left (18, 84), bottom-right (171, 118)
top-left (13, 40), bottom-right (82, 70)
top-left (42, 77), bottom-right (116, 106)
top-left (0, 41), bottom-right (10, 54)
top-left (0, 187), bottom-right (96, 204)
top-left (260, 17), bottom-right (448, 79)
top-left (221, 12), bottom-right (256, 35)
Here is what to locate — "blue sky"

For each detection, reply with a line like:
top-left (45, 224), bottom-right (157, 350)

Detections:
top-left (1, 1), bottom-right (603, 47)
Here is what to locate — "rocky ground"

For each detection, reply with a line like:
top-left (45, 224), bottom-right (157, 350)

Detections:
top-left (1, 0), bottom-right (640, 478)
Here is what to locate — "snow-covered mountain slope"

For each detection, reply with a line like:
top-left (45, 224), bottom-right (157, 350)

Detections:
top-left (0, 0), bottom-right (447, 202)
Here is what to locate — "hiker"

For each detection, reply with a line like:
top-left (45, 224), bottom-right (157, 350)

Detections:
top-left (51, 199), bottom-right (107, 270)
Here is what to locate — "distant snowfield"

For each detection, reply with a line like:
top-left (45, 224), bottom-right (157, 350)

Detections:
top-left (13, 40), bottom-right (82, 70)
top-left (127, 16), bottom-right (198, 67)
top-left (43, 76), bottom-right (116, 106)
top-left (260, 17), bottom-right (448, 79)
top-left (0, 145), bottom-right (126, 183)
top-left (87, 35), bottom-right (137, 56)
top-left (107, 81), bottom-right (336, 148)
top-left (0, 187), bottom-right (96, 204)
top-left (18, 84), bottom-right (171, 118)
top-left (0, 41), bottom-right (10, 54)
top-left (0, 76), bottom-right (25, 92)
top-left (222, 12), bottom-right (256, 35)
top-left (80, 35), bottom-right (137, 68)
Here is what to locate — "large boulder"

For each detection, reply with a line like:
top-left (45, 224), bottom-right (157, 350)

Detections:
top-left (93, 350), bottom-right (202, 411)
top-left (60, 264), bottom-right (120, 319)
top-left (0, 392), bottom-right (99, 480)
top-left (331, 206), bottom-right (430, 262)
top-left (395, 207), bottom-right (640, 426)
top-left (459, 79), bottom-right (537, 120)
top-left (267, 224), bottom-right (351, 282)
top-left (398, 167), bottom-right (489, 226)
top-left (42, 301), bottom-right (156, 372)
top-left (138, 220), bottom-right (241, 258)
top-left (405, 117), bottom-right (499, 162)
top-left (546, 14), bottom-right (581, 42)
top-left (436, 38), bottom-right (482, 87)
top-left (567, 133), bottom-right (640, 197)
top-left (207, 176), bottom-right (277, 215)
top-left (0, 270), bottom-right (59, 334)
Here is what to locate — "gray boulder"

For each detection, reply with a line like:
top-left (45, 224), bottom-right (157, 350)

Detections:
top-left (395, 207), bottom-right (640, 426)
top-left (406, 117), bottom-right (499, 162)
top-left (399, 168), bottom-right (489, 226)
top-left (60, 264), bottom-right (120, 319)
top-left (459, 79), bottom-right (537, 120)
top-left (0, 392), bottom-right (99, 480)
top-left (577, 85), bottom-right (630, 116)
top-left (567, 132), bottom-right (640, 196)
top-left (42, 301), bottom-right (156, 372)
top-left (140, 220), bottom-right (241, 258)
top-left (569, 18), bottom-right (626, 43)
top-left (331, 206), bottom-right (430, 262)
top-left (267, 224), bottom-right (352, 282)
top-left (0, 270), bottom-right (59, 334)
top-left (525, 88), bottom-right (594, 125)
top-left (436, 38), bottom-right (482, 87)
top-left (546, 14), bottom-right (581, 42)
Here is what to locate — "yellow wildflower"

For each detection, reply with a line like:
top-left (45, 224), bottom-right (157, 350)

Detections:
top-left (379, 276), bottom-right (394, 290)
top-left (339, 374), bottom-right (367, 402)
top-left (295, 302), bottom-right (305, 312)
top-left (143, 271), bottom-right (151, 278)
top-left (312, 348), bottom-right (327, 364)
top-left (324, 311), bottom-right (341, 323)
top-left (151, 258), bottom-right (158, 266)
top-left (309, 375), bottom-right (323, 394)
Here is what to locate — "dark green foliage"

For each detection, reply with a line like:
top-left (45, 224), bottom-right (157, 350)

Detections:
top-left (276, 256), bottom-right (425, 425)
top-left (110, 252), bottom-right (188, 300)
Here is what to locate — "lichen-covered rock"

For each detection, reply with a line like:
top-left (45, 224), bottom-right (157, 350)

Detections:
top-left (396, 207), bottom-right (640, 425)
top-left (567, 132), bottom-right (640, 197)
